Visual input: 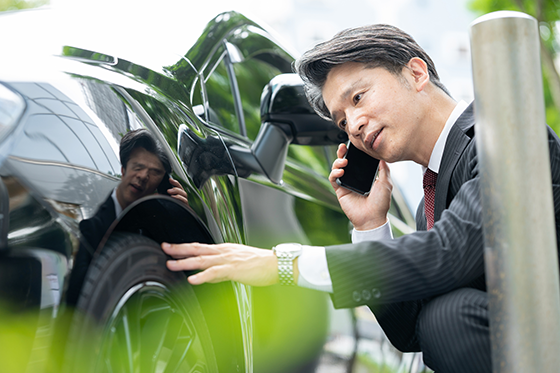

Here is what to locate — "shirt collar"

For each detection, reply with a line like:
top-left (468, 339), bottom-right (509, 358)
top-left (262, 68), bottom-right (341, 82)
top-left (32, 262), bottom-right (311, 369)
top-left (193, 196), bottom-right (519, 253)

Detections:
top-left (425, 100), bottom-right (469, 173)
top-left (111, 188), bottom-right (123, 217)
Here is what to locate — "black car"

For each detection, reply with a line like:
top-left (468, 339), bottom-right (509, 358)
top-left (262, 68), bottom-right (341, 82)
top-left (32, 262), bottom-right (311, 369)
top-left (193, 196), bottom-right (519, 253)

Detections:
top-left (0, 7), bottom-right (424, 373)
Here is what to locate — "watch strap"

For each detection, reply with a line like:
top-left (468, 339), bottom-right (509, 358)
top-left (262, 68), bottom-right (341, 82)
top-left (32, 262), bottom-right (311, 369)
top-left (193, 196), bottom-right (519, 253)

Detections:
top-left (273, 243), bottom-right (302, 286)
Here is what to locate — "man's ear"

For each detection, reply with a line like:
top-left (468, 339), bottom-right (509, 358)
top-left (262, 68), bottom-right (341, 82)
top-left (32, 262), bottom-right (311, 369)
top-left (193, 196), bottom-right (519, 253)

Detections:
top-left (406, 57), bottom-right (430, 92)
top-left (121, 166), bottom-right (125, 177)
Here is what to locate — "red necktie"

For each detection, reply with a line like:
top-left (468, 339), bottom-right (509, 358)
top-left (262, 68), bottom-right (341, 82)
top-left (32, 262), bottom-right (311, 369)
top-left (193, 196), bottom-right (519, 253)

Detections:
top-left (423, 168), bottom-right (438, 230)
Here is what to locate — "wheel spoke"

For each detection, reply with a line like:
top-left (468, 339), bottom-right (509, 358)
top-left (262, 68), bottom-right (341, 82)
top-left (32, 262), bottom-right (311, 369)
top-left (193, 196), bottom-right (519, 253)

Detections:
top-left (121, 309), bottom-right (135, 373)
top-left (106, 325), bottom-right (125, 373)
top-left (163, 339), bottom-right (194, 373)
top-left (139, 294), bottom-right (163, 373)
top-left (128, 292), bottom-right (143, 355)
top-left (140, 300), bottom-right (171, 373)
top-left (160, 314), bottom-right (191, 373)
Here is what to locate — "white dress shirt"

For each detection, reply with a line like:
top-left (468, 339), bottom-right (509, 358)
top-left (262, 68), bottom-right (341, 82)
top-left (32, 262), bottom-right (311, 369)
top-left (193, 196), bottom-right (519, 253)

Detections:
top-left (297, 101), bottom-right (470, 292)
top-left (111, 188), bottom-right (124, 217)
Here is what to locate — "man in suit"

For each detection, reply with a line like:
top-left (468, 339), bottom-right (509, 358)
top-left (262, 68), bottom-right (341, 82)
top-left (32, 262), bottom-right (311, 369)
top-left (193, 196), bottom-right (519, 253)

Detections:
top-left (160, 25), bottom-right (560, 372)
top-left (66, 128), bottom-right (187, 306)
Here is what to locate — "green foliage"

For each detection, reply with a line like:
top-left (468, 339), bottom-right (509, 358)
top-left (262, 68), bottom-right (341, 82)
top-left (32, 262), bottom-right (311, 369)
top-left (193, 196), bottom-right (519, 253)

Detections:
top-left (0, 0), bottom-right (48, 12)
top-left (544, 69), bottom-right (560, 134)
top-left (468, 0), bottom-right (560, 134)
top-left (355, 352), bottom-right (401, 373)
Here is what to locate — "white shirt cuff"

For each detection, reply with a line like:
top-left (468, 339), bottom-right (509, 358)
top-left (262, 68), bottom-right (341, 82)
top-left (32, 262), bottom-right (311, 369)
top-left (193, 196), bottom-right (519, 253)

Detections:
top-left (351, 219), bottom-right (393, 243)
top-left (296, 220), bottom-right (392, 294)
top-left (297, 245), bottom-right (333, 293)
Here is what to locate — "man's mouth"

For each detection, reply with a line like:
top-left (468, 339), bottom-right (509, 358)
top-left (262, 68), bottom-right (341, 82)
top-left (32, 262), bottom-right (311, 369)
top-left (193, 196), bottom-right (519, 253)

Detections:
top-left (368, 128), bottom-right (383, 149)
top-left (130, 183), bottom-right (143, 193)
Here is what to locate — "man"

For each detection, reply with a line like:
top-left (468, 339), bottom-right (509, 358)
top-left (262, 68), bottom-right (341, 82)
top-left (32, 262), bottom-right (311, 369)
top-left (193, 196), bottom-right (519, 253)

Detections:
top-left (160, 25), bottom-right (560, 372)
top-left (67, 128), bottom-right (188, 305)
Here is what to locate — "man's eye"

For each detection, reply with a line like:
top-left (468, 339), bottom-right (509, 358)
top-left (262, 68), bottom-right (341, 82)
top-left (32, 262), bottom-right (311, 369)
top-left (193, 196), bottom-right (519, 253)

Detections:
top-left (338, 119), bottom-right (347, 130)
top-left (353, 93), bottom-right (363, 104)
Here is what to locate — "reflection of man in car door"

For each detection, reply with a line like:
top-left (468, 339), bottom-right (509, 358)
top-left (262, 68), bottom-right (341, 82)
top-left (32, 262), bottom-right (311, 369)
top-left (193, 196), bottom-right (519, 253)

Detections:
top-left (66, 129), bottom-right (188, 306)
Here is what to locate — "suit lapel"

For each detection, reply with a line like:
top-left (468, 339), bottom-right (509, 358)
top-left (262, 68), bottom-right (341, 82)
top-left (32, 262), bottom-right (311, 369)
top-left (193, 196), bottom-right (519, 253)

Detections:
top-left (97, 194), bottom-right (117, 222)
top-left (434, 103), bottom-right (476, 221)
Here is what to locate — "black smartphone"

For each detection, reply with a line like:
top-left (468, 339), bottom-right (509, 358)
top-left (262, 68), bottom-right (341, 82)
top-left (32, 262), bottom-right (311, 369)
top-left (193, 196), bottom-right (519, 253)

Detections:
top-left (336, 141), bottom-right (380, 196)
top-left (157, 174), bottom-right (173, 195)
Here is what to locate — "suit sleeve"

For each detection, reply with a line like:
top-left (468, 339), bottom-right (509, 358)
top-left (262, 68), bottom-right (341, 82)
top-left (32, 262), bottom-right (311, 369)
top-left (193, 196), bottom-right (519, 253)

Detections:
top-left (65, 218), bottom-right (98, 306)
top-left (326, 145), bottom-right (484, 309)
top-left (65, 196), bottom-right (115, 306)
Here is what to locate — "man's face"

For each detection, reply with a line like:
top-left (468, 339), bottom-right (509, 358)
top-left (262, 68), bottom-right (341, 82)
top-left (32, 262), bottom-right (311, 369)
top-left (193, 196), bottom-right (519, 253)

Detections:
top-left (322, 61), bottom-right (427, 164)
top-left (116, 147), bottom-right (166, 209)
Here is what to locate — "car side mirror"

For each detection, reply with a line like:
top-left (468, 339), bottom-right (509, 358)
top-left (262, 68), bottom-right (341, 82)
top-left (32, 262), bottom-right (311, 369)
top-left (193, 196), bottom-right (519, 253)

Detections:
top-left (260, 73), bottom-right (347, 146)
top-left (228, 74), bottom-right (347, 184)
top-left (182, 74), bottom-right (348, 187)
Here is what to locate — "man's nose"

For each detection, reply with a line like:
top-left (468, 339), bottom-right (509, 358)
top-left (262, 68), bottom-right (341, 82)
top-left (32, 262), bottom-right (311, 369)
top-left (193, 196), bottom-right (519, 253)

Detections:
top-left (346, 110), bottom-right (366, 138)
top-left (138, 169), bottom-right (149, 180)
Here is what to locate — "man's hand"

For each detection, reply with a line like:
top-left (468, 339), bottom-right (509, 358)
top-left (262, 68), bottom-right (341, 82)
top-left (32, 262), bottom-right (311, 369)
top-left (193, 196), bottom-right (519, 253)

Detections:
top-left (166, 178), bottom-right (189, 206)
top-left (161, 242), bottom-right (279, 286)
top-left (328, 143), bottom-right (393, 231)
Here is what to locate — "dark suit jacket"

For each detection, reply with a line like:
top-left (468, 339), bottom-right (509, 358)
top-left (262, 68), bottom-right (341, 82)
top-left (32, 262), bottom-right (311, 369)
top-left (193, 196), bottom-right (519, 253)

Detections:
top-left (66, 193), bottom-right (117, 306)
top-left (325, 103), bottom-right (560, 351)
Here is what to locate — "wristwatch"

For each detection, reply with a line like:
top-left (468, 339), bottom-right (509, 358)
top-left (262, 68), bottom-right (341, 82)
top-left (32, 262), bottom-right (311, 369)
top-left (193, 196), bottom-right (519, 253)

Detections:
top-left (272, 243), bottom-right (302, 286)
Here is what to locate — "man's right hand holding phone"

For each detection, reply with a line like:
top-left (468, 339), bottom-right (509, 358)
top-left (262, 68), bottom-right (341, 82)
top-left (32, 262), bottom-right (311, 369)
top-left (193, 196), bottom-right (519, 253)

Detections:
top-left (329, 142), bottom-right (393, 231)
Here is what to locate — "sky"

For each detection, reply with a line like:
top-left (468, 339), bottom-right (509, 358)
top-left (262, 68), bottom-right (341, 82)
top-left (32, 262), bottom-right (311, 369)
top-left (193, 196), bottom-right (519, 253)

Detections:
top-left (47, 0), bottom-right (476, 55)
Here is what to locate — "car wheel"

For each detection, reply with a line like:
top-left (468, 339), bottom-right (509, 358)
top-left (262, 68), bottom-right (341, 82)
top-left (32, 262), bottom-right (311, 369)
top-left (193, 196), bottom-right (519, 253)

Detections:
top-left (64, 232), bottom-right (219, 373)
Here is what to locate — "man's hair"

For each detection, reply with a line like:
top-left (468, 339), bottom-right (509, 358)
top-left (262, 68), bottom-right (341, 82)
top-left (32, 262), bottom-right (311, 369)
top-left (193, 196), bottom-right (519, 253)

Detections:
top-left (294, 24), bottom-right (450, 120)
top-left (119, 129), bottom-right (171, 174)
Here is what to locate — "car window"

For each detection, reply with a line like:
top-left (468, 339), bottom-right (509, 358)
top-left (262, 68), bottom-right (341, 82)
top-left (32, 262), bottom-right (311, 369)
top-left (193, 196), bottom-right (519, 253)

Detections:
top-left (231, 37), bottom-right (338, 177)
top-left (287, 145), bottom-right (337, 178)
top-left (201, 30), bottom-right (338, 179)
top-left (233, 56), bottom-right (283, 141)
top-left (203, 37), bottom-right (289, 141)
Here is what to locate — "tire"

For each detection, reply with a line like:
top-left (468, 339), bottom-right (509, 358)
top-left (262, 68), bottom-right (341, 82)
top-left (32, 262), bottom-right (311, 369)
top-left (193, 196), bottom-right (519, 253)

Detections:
top-left (64, 232), bottom-right (219, 373)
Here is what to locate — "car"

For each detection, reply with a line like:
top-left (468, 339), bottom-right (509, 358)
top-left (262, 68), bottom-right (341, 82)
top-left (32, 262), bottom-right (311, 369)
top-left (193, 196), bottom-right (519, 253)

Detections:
top-left (0, 6), bottom-right (426, 373)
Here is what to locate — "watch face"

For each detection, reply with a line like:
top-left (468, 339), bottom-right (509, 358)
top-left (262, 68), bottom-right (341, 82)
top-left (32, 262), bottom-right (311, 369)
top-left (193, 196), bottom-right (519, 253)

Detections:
top-left (274, 243), bottom-right (302, 256)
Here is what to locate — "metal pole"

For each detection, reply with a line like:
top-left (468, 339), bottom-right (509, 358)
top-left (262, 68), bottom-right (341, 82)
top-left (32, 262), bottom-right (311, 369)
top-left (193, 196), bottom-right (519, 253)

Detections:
top-left (470, 11), bottom-right (560, 372)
